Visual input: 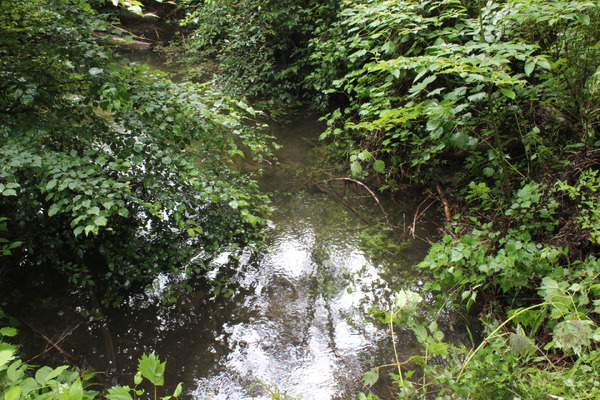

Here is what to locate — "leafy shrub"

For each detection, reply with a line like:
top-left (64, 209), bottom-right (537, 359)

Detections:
top-left (309, 0), bottom-right (599, 187)
top-left (362, 284), bottom-right (600, 399)
top-left (176, 0), bottom-right (339, 111)
top-left (0, 0), bottom-right (275, 302)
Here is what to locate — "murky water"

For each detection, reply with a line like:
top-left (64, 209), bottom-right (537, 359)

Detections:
top-left (8, 61), bottom-right (444, 399)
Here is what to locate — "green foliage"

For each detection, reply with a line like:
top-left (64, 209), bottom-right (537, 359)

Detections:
top-left (137, 352), bottom-right (165, 387)
top-left (419, 180), bottom-right (564, 305)
top-left (250, 378), bottom-right (298, 400)
top-left (0, 0), bottom-right (275, 301)
top-left (362, 287), bottom-right (600, 399)
top-left (556, 168), bottom-right (600, 245)
top-left (107, 352), bottom-right (181, 400)
top-left (309, 0), bottom-right (599, 186)
top-left (176, 0), bottom-right (339, 111)
top-left (0, 312), bottom-right (99, 400)
top-left (0, 310), bottom-right (180, 400)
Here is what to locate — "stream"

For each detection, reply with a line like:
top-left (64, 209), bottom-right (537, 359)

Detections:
top-left (10, 56), bottom-right (449, 400)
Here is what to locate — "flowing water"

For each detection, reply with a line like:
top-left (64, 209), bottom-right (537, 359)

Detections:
top-left (8, 56), bottom-right (449, 399)
top-left (11, 117), bottom-right (440, 400)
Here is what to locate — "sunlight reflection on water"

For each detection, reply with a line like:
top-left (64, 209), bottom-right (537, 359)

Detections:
top-left (188, 187), bottom-right (396, 400)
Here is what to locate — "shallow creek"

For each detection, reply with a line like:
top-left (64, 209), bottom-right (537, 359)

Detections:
top-left (12, 61), bottom-right (447, 399)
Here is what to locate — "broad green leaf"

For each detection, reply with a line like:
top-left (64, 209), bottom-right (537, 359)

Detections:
top-left (7, 360), bottom-right (24, 382)
top-left (553, 319), bottom-right (595, 356)
top-left (427, 341), bottom-right (449, 356)
top-left (94, 216), bottom-right (108, 227)
top-left (524, 60), bottom-right (535, 76)
top-left (412, 324), bottom-right (428, 343)
top-left (537, 59), bottom-right (551, 70)
top-left (373, 159), bottom-right (385, 173)
top-left (48, 204), bottom-right (61, 217)
top-left (84, 225), bottom-right (96, 236)
top-left (350, 160), bottom-right (363, 177)
top-left (499, 87), bottom-right (516, 99)
top-left (87, 207), bottom-right (100, 215)
top-left (138, 352), bottom-right (166, 386)
top-left (73, 226), bottom-right (85, 237)
top-left (357, 150), bottom-right (371, 161)
top-left (34, 365), bottom-right (68, 385)
top-left (4, 385), bottom-right (21, 400)
top-left (173, 382), bottom-right (183, 398)
top-left (133, 372), bottom-right (143, 386)
top-left (106, 386), bottom-right (133, 400)
top-left (69, 378), bottom-right (84, 400)
top-left (46, 179), bottom-right (58, 191)
top-left (509, 326), bottom-right (536, 357)
top-left (393, 290), bottom-right (422, 312)
top-left (0, 327), bottom-right (18, 337)
top-left (361, 367), bottom-right (379, 387)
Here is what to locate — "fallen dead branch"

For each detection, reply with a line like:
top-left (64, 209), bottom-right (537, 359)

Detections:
top-left (436, 183), bottom-right (453, 224)
top-left (19, 319), bottom-right (82, 365)
top-left (315, 177), bottom-right (391, 226)
top-left (411, 197), bottom-right (437, 239)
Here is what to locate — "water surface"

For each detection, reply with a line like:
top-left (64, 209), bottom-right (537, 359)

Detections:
top-left (10, 79), bottom-right (441, 400)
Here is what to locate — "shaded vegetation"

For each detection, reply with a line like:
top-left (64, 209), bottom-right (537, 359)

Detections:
top-left (0, 0), bottom-right (275, 303)
top-left (1, 0), bottom-right (599, 399)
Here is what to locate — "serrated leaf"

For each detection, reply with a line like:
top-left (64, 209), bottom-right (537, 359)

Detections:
top-left (427, 341), bottom-right (449, 356)
top-left (0, 327), bottom-right (18, 337)
top-left (393, 290), bottom-right (422, 312)
top-left (553, 319), bottom-right (594, 356)
top-left (0, 349), bottom-right (16, 369)
top-left (412, 324), bottom-right (428, 343)
top-left (509, 326), bottom-right (536, 356)
top-left (361, 367), bottom-right (379, 387)
top-left (106, 386), bottom-right (133, 400)
top-left (138, 352), bottom-right (165, 386)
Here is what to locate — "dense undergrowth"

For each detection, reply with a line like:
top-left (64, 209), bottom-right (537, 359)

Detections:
top-left (1, 0), bottom-right (599, 399)
top-left (308, 0), bottom-right (600, 398)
